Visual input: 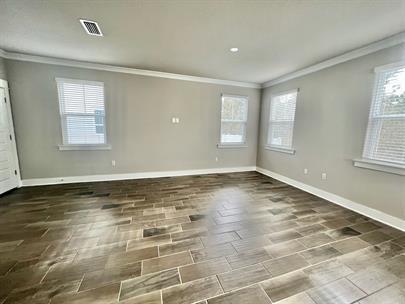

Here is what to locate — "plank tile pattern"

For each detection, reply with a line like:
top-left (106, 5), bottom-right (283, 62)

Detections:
top-left (0, 171), bottom-right (404, 303)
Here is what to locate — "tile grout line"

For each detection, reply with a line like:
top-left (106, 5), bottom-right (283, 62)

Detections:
top-left (258, 283), bottom-right (272, 303)
top-left (1, 172), bottom-right (402, 303)
top-left (215, 274), bottom-right (225, 294)
top-left (346, 271), bottom-right (401, 300)
top-left (76, 273), bottom-right (86, 293)
top-left (117, 280), bottom-right (123, 302)
top-left (177, 267), bottom-right (183, 284)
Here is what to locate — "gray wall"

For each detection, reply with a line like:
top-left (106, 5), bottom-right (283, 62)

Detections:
top-left (6, 60), bottom-right (260, 179)
top-left (0, 57), bottom-right (7, 80)
top-left (258, 44), bottom-right (405, 220)
top-left (4, 44), bottom-right (405, 221)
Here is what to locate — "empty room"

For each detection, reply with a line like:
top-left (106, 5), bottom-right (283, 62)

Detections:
top-left (0, 0), bottom-right (405, 303)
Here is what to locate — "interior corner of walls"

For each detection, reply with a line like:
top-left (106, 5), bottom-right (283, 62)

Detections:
top-left (254, 90), bottom-right (265, 165)
top-left (261, 32), bottom-right (405, 87)
top-left (256, 167), bottom-right (405, 232)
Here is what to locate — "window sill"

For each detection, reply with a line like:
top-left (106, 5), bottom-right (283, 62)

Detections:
top-left (58, 144), bottom-right (112, 151)
top-left (265, 146), bottom-right (296, 155)
top-left (217, 143), bottom-right (248, 149)
top-left (353, 158), bottom-right (405, 176)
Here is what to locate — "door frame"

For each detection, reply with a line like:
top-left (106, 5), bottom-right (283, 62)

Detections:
top-left (0, 78), bottom-right (21, 189)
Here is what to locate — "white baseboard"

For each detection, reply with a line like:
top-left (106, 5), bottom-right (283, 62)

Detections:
top-left (256, 167), bottom-right (405, 232)
top-left (20, 165), bottom-right (404, 232)
top-left (21, 166), bottom-right (257, 187)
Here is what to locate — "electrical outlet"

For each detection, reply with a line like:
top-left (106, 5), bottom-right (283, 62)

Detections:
top-left (304, 168), bottom-right (308, 175)
top-left (112, 160), bottom-right (116, 167)
top-left (322, 173), bottom-right (327, 180)
top-left (215, 157), bottom-right (219, 162)
top-left (176, 118), bottom-right (180, 123)
top-left (172, 117), bottom-right (176, 123)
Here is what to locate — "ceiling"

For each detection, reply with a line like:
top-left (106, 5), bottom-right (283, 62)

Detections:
top-left (1, 0), bottom-right (405, 84)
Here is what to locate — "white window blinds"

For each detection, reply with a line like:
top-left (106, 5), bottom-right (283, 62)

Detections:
top-left (220, 95), bottom-right (248, 144)
top-left (56, 78), bottom-right (106, 145)
top-left (363, 64), bottom-right (405, 165)
top-left (267, 90), bottom-right (298, 150)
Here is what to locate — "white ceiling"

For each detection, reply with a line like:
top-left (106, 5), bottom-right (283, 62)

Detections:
top-left (1, 0), bottom-right (404, 84)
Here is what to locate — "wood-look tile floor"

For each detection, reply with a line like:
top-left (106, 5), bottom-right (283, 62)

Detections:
top-left (0, 171), bottom-right (404, 304)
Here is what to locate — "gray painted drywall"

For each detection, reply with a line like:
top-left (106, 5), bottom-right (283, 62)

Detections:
top-left (258, 44), bottom-right (405, 220)
top-left (4, 44), bottom-right (405, 222)
top-left (5, 60), bottom-right (260, 179)
top-left (0, 57), bottom-right (7, 80)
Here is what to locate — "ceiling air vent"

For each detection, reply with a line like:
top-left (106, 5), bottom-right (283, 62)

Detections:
top-left (79, 19), bottom-right (103, 36)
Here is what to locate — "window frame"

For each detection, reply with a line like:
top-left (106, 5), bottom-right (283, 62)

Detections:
top-left (55, 77), bottom-right (111, 151)
top-left (266, 89), bottom-right (298, 154)
top-left (218, 93), bottom-right (249, 148)
top-left (354, 61), bottom-right (405, 175)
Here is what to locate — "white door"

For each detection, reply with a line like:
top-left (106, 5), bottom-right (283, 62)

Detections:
top-left (0, 80), bottom-right (20, 194)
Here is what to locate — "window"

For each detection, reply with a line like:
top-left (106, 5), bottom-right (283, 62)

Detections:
top-left (56, 78), bottom-right (109, 149)
top-left (362, 63), bottom-right (405, 166)
top-left (266, 89), bottom-right (298, 153)
top-left (219, 94), bottom-right (248, 145)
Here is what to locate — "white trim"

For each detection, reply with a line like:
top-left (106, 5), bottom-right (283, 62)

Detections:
top-left (18, 165), bottom-right (405, 231)
top-left (21, 166), bottom-right (256, 187)
top-left (217, 144), bottom-right (248, 149)
top-left (0, 78), bottom-right (22, 189)
top-left (55, 77), bottom-right (103, 86)
top-left (267, 90), bottom-right (298, 151)
top-left (2, 32), bottom-right (404, 89)
top-left (219, 94), bottom-right (249, 146)
top-left (374, 60), bottom-right (405, 73)
top-left (58, 144), bottom-right (112, 151)
top-left (0, 50), bottom-right (260, 89)
top-left (256, 167), bottom-right (405, 232)
top-left (0, 79), bottom-right (8, 89)
top-left (361, 63), bottom-right (405, 164)
top-left (353, 158), bottom-right (405, 176)
top-left (56, 77), bottom-right (108, 146)
top-left (220, 93), bottom-right (249, 99)
top-left (269, 88), bottom-right (299, 98)
top-left (265, 146), bottom-right (295, 155)
top-left (262, 31), bottom-right (405, 88)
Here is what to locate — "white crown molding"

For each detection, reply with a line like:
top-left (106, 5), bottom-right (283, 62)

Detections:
top-left (256, 167), bottom-right (405, 232)
top-left (0, 50), bottom-right (260, 89)
top-left (3, 32), bottom-right (404, 89)
top-left (262, 31), bottom-right (405, 88)
top-left (21, 166), bottom-right (256, 186)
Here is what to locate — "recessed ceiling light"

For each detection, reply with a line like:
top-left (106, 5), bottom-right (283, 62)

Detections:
top-left (230, 47), bottom-right (239, 52)
top-left (80, 19), bottom-right (103, 36)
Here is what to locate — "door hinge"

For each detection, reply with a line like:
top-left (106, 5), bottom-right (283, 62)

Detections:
top-left (9, 134), bottom-right (12, 141)
top-left (3, 97), bottom-right (6, 103)
top-left (14, 170), bottom-right (17, 175)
